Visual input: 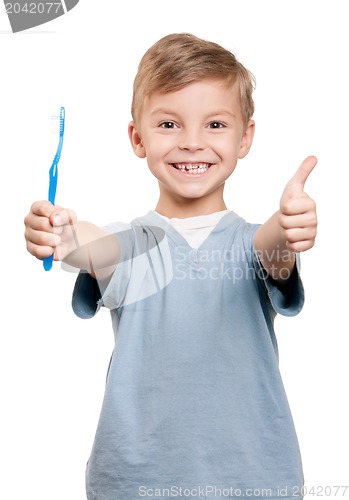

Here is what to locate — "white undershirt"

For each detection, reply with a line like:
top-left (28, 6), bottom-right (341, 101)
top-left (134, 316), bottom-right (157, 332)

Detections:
top-left (153, 210), bottom-right (230, 249)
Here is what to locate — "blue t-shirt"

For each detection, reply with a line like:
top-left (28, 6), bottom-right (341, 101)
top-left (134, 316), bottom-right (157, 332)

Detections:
top-left (72, 210), bottom-right (305, 500)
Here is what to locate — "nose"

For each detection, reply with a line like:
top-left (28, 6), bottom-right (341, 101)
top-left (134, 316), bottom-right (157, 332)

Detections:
top-left (178, 128), bottom-right (205, 151)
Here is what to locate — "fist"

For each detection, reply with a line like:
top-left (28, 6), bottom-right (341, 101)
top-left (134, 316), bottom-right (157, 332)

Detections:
top-left (279, 156), bottom-right (318, 253)
top-left (24, 200), bottom-right (78, 262)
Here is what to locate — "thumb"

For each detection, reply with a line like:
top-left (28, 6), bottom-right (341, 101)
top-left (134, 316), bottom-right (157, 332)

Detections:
top-left (283, 156), bottom-right (317, 198)
top-left (49, 207), bottom-right (77, 227)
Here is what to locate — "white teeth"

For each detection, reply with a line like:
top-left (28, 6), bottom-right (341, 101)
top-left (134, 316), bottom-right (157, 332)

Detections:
top-left (173, 163), bottom-right (211, 174)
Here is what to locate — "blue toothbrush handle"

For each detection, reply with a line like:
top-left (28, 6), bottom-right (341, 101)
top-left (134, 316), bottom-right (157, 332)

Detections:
top-left (43, 254), bottom-right (54, 271)
top-left (42, 106), bottom-right (64, 272)
top-left (43, 159), bottom-right (58, 272)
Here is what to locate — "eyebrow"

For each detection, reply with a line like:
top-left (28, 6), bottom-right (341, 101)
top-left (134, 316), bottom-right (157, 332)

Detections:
top-left (150, 108), bottom-right (237, 119)
top-left (207, 110), bottom-right (237, 119)
top-left (150, 108), bottom-right (180, 117)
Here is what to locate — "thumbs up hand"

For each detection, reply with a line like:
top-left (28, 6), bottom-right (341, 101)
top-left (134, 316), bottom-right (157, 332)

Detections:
top-left (279, 156), bottom-right (318, 253)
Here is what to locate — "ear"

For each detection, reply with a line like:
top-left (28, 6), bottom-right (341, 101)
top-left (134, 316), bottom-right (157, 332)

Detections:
top-left (128, 121), bottom-right (146, 158)
top-left (238, 120), bottom-right (255, 159)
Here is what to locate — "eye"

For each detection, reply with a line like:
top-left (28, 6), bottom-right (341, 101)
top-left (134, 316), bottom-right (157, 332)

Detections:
top-left (208, 121), bottom-right (225, 129)
top-left (159, 121), bottom-right (178, 129)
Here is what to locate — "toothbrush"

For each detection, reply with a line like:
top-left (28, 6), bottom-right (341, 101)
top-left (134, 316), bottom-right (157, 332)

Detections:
top-left (43, 107), bottom-right (65, 271)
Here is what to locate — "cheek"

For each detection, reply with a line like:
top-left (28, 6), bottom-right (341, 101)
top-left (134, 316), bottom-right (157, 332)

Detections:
top-left (211, 131), bottom-right (240, 147)
top-left (145, 148), bottom-right (166, 172)
top-left (212, 137), bottom-right (240, 158)
top-left (146, 138), bottom-right (175, 158)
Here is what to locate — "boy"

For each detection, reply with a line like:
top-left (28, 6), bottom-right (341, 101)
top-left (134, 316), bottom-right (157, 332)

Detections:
top-left (24, 33), bottom-right (317, 500)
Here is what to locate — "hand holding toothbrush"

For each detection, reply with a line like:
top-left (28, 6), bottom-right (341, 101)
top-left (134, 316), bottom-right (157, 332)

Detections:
top-left (24, 201), bottom-right (120, 279)
top-left (24, 201), bottom-right (79, 264)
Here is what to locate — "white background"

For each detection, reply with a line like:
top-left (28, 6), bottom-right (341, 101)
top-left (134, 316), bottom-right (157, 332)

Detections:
top-left (1, 1), bottom-right (348, 499)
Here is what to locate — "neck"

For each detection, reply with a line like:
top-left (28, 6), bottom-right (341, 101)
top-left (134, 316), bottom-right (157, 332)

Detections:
top-left (154, 188), bottom-right (227, 219)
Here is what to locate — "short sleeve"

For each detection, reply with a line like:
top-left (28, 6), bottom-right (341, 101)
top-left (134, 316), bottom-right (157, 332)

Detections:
top-left (71, 222), bottom-right (134, 319)
top-left (72, 272), bottom-right (102, 319)
top-left (252, 249), bottom-right (305, 317)
top-left (243, 223), bottom-right (305, 317)
top-left (71, 220), bottom-right (172, 318)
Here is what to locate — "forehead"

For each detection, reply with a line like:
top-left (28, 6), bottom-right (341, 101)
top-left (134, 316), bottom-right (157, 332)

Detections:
top-left (142, 79), bottom-right (242, 118)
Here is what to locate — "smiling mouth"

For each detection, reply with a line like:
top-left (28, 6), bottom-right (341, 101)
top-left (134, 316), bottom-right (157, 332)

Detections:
top-left (171, 162), bottom-right (212, 174)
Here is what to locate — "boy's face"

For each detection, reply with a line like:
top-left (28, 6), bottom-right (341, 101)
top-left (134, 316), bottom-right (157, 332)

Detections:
top-left (129, 79), bottom-right (254, 214)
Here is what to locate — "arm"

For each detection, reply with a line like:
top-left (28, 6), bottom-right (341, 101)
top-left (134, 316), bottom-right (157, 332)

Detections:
top-left (253, 156), bottom-right (318, 285)
top-left (24, 201), bottom-right (120, 280)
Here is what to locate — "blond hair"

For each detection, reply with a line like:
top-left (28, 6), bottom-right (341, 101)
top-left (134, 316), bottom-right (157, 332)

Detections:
top-left (131, 33), bottom-right (255, 128)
